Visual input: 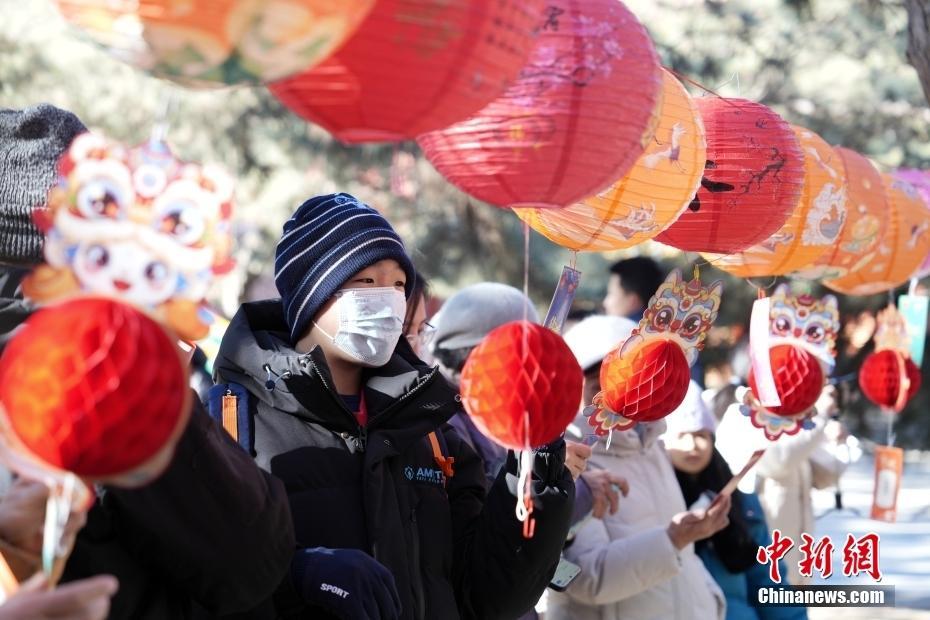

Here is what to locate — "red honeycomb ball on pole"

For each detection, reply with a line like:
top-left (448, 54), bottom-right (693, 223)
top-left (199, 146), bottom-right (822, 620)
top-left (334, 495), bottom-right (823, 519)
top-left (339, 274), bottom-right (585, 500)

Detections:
top-left (600, 339), bottom-right (691, 422)
top-left (859, 350), bottom-right (921, 413)
top-left (748, 344), bottom-right (824, 417)
top-left (460, 321), bottom-right (582, 450)
top-left (417, 0), bottom-right (663, 209)
top-left (0, 297), bottom-right (190, 482)
top-left (656, 97), bottom-right (804, 253)
top-left (270, 0), bottom-right (543, 143)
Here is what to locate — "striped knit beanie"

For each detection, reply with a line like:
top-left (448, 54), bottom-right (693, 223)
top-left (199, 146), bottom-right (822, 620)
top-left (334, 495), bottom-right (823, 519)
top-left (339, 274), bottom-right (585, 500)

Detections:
top-left (274, 193), bottom-right (416, 342)
top-left (0, 104), bottom-right (86, 266)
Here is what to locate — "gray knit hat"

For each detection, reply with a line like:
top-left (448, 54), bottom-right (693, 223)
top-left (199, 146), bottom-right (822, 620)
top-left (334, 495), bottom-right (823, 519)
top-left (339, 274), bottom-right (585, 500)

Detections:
top-left (432, 282), bottom-right (540, 351)
top-left (0, 104), bottom-right (87, 266)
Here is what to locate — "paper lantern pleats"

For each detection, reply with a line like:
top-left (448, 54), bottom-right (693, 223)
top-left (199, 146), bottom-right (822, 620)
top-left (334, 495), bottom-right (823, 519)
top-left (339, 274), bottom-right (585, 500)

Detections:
top-left (513, 69), bottom-right (704, 250)
top-left (417, 0), bottom-right (663, 209)
top-left (655, 98), bottom-right (804, 254)
top-left (824, 175), bottom-right (930, 295)
top-left (792, 147), bottom-right (887, 281)
top-left (859, 350), bottom-right (921, 412)
top-left (460, 322), bottom-right (582, 450)
top-left (704, 126), bottom-right (847, 277)
top-left (55, 0), bottom-right (375, 86)
top-left (270, 0), bottom-right (542, 143)
top-left (0, 298), bottom-right (189, 480)
top-left (747, 344), bottom-right (824, 417)
top-left (895, 169), bottom-right (930, 279)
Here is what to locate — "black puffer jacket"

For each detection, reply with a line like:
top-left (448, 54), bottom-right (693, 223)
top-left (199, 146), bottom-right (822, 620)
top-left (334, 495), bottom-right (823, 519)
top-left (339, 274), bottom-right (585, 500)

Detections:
top-left (214, 300), bottom-right (574, 620)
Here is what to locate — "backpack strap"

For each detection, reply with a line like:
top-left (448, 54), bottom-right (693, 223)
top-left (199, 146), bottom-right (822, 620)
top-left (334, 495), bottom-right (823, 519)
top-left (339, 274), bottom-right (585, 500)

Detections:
top-left (207, 382), bottom-right (253, 453)
top-left (427, 430), bottom-right (455, 484)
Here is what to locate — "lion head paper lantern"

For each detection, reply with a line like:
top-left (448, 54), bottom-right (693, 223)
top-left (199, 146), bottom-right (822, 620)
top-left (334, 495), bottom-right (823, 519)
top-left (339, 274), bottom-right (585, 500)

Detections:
top-left (0, 297), bottom-right (189, 485)
top-left (417, 0), bottom-right (663, 209)
top-left (513, 68), bottom-right (704, 250)
top-left (55, 0), bottom-right (375, 87)
top-left (460, 321), bottom-right (582, 450)
top-left (655, 97), bottom-right (804, 254)
top-left (739, 286), bottom-right (839, 440)
top-left (824, 175), bottom-right (930, 296)
top-left (271, 0), bottom-right (543, 143)
top-left (859, 305), bottom-right (922, 413)
top-left (22, 132), bottom-right (234, 342)
top-left (793, 147), bottom-right (886, 281)
top-left (586, 270), bottom-right (722, 435)
top-left (704, 126), bottom-right (847, 277)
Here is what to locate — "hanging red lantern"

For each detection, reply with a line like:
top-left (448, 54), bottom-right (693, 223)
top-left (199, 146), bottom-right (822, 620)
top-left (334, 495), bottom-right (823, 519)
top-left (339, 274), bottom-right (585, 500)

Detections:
top-left (0, 297), bottom-right (190, 484)
top-left (460, 321), bottom-right (582, 450)
top-left (655, 97), bottom-right (804, 254)
top-left (859, 350), bottom-right (921, 413)
top-left (55, 0), bottom-right (376, 87)
top-left (270, 0), bottom-right (543, 143)
top-left (586, 269), bottom-right (722, 434)
top-left (748, 344), bottom-right (824, 417)
top-left (417, 0), bottom-right (663, 209)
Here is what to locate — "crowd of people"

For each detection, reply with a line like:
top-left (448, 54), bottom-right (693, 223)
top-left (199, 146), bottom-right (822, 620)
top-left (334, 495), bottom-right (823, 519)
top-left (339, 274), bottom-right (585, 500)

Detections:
top-left (0, 104), bottom-right (858, 619)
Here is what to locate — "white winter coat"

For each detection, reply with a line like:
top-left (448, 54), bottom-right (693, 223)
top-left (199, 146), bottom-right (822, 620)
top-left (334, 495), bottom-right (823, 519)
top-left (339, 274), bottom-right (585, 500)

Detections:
top-left (548, 420), bottom-right (725, 620)
top-left (715, 405), bottom-right (851, 586)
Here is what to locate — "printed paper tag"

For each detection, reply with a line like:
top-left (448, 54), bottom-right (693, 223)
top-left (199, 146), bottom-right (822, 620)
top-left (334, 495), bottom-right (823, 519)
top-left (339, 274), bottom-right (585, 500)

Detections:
top-left (750, 297), bottom-right (781, 408)
top-left (898, 294), bottom-right (928, 367)
top-left (871, 445), bottom-right (903, 523)
top-left (544, 266), bottom-right (581, 335)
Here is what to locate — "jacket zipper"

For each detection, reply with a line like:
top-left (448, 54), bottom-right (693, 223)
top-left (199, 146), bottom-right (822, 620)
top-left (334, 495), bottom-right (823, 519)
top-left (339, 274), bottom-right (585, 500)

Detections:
top-left (303, 357), bottom-right (367, 451)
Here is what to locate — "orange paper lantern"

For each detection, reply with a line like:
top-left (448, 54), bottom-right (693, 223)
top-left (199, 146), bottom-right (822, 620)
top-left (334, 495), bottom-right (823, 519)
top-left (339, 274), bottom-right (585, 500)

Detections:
top-left (417, 0), bottom-right (663, 209)
top-left (704, 126), bottom-right (848, 277)
top-left (513, 68), bottom-right (704, 250)
top-left (792, 148), bottom-right (887, 280)
top-left (824, 175), bottom-right (930, 295)
top-left (55, 0), bottom-right (375, 86)
top-left (0, 298), bottom-right (189, 482)
top-left (655, 97), bottom-right (804, 254)
top-left (270, 0), bottom-right (542, 142)
top-left (460, 321), bottom-right (582, 450)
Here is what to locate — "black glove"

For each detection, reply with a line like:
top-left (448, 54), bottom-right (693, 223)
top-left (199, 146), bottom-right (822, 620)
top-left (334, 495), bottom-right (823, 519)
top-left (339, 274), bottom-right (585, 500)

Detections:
top-left (290, 547), bottom-right (402, 620)
top-left (506, 437), bottom-right (569, 497)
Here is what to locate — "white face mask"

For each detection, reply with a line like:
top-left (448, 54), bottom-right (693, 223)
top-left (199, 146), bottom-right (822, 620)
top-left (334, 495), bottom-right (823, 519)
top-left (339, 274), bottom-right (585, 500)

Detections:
top-left (314, 287), bottom-right (406, 367)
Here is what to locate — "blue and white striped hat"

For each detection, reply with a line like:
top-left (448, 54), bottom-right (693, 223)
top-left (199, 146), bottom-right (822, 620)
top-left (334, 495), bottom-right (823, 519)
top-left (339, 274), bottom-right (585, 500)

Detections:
top-left (274, 193), bottom-right (416, 342)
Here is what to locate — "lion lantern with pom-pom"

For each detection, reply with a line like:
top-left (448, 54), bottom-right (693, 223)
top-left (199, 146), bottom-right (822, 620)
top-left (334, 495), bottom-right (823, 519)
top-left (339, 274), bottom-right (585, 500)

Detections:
top-left (21, 132), bottom-right (235, 342)
top-left (585, 269), bottom-right (722, 436)
top-left (859, 305), bottom-right (922, 414)
top-left (738, 285), bottom-right (839, 441)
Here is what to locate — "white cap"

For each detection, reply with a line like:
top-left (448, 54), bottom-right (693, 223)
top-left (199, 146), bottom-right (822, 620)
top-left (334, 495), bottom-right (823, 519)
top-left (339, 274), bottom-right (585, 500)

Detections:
top-left (662, 381), bottom-right (717, 439)
top-left (563, 314), bottom-right (637, 372)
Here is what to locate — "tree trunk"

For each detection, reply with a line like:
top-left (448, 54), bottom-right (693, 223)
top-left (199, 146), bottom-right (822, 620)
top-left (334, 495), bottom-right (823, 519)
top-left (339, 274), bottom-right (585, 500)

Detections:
top-left (906, 0), bottom-right (930, 105)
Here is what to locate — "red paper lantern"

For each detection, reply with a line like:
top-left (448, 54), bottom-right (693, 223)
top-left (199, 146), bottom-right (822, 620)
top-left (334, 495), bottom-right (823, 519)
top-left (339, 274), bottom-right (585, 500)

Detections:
top-left (460, 321), bottom-right (582, 450)
top-left (417, 0), bottom-right (663, 209)
top-left (655, 97), bottom-right (804, 253)
top-left (270, 0), bottom-right (543, 143)
top-left (748, 344), bottom-right (824, 417)
top-left (0, 298), bottom-right (190, 481)
top-left (859, 350), bottom-right (921, 413)
top-left (599, 339), bottom-right (691, 424)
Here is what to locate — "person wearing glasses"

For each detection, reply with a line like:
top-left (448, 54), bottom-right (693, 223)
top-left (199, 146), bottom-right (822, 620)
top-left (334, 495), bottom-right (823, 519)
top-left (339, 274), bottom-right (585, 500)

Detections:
top-left (401, 270), bottom-right (436, 358)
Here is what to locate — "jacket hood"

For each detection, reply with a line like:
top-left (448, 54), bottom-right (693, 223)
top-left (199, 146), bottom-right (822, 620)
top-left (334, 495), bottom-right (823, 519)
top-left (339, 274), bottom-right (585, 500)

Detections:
top-left (214, 299), bottom-right (460, 433)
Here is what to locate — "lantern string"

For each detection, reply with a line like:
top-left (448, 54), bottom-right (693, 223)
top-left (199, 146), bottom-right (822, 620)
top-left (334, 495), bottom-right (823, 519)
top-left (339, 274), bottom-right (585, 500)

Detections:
top-left (887, 412), bottom-right (894, 447)
top-left (909, 278), bottom-right (918, 296)
top-left (746, 275), bottom-right (779, 292)
top-left (664, 67), bottom-right (745, 111)
top-left (150, 91), bottom-right (178, 147)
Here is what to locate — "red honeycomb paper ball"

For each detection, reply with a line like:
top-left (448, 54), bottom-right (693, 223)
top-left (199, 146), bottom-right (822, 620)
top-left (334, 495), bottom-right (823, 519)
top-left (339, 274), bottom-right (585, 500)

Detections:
top-left (600, 338), bottom-right (690, 422)
top-left (460, 321), bottom-right (582, 450)
top-left (749, 344), bottom-right (824, 417)
top-left (0, 297), bottom-right (189, 479)
top-left (859, 350), bottom-right (921, 412)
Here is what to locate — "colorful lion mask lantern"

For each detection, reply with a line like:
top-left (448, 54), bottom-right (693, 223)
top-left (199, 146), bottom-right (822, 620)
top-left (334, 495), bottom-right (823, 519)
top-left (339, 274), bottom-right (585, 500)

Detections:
top-left (585, 269), bottom-right (722, 435)
top-left (740, 285), bottom-right (839, 440)
top-left (22, 133), bottom-right (235, 341)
